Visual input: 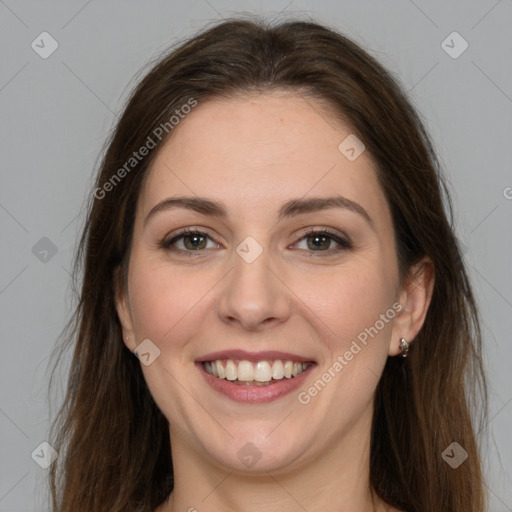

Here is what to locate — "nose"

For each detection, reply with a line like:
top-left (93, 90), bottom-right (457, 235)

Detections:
top-left (217, 246), bottom-right (292, 332)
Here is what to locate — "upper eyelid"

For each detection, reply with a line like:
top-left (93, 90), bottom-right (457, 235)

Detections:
top-left (164, 227), bottom-right (217, 243)
top-left (165, 225), bottom-right (347, 240)
top-left (163, 227), bottom-right (350, 250)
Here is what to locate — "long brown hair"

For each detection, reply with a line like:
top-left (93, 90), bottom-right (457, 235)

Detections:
top-left (49, 15), bottom-right (488, 512)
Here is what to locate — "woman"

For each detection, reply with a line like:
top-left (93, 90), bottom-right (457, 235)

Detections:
top-left (49, 16), bottom-right (488, 512)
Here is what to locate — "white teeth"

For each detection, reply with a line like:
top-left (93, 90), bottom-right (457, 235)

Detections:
top-left (254, 361), bottom-right (272, 382)
top-left (216, 361), bottom-right (225, 379)
top-left (203, 359), bottom-right (310, 383)
top-left (272, 360), bottom-right (284, 379)
top-left (225, 360), bottom-right (237, 381)
top-left (283, 361), bottom-right (293, 378)
top-left (237, 360), bottom-right (254, 381)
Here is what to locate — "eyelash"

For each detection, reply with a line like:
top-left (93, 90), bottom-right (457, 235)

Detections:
top-left (161, 227), bottom-right (352, 257)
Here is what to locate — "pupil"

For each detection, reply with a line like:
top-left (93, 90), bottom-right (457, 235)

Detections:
top-left (186, 234), bottom-right (205, 250)
top-left (308, 235), bottom-right (329, 250)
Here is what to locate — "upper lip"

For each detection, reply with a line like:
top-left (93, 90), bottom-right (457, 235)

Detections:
top-left (195, 350), bottom-right (315, 363)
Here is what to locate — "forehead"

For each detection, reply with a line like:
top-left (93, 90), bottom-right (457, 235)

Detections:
top-left (138, 91), bottom-right (390, 225)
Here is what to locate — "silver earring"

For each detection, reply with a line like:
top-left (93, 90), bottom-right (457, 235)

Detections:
top-left (399, 338), bottom-right (409, 358)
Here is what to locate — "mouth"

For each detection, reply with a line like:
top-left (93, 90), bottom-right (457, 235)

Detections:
top-left (202, 359), bottom-right (312, 386)
top-left (195, 350), bottom-right (317, 403)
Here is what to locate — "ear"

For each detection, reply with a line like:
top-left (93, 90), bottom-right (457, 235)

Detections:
top-left (389, 256), bottom-right (435, 356)
top-left (114, 266), bottom-right (136, 352)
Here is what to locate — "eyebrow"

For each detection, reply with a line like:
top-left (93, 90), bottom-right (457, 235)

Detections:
top-left (144, 195), bottom-right (373, 228)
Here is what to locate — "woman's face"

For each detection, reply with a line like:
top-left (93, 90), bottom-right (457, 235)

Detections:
top-left (116, 91), bottom-right (427, 474)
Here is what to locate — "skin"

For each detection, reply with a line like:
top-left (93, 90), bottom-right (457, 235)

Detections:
top-left (116, 91), bottom-right (434, 512)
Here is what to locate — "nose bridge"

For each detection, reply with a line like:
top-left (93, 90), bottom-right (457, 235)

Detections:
top-left (217, 237), bottom-right (291, 330)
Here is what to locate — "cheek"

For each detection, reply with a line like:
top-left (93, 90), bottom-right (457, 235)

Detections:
top-left (292, 262), bottom-right (398, 423)
top-left (126, 252), bottom-right (214, 349)
top-left (294, 258), bottom-right (397, 350)
top-left (126, 253), bottom-right (216, 420)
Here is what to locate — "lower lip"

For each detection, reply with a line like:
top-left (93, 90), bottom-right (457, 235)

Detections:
top-left (196, 362), bottom-right (316, 403)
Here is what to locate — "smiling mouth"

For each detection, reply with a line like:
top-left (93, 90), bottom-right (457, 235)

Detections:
top-left (202, 359), bottom-right (313, 386)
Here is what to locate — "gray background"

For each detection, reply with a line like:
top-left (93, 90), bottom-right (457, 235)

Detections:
top-left (0, 0), bottom-right (511, 510)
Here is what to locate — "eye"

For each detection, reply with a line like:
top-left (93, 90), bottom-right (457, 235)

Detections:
top-left (293, 229), bottom-right (352, 255)
top-left (162, 229), bottom-right (220, 252)
top-left (161, 227), bottom-right (352, 256)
